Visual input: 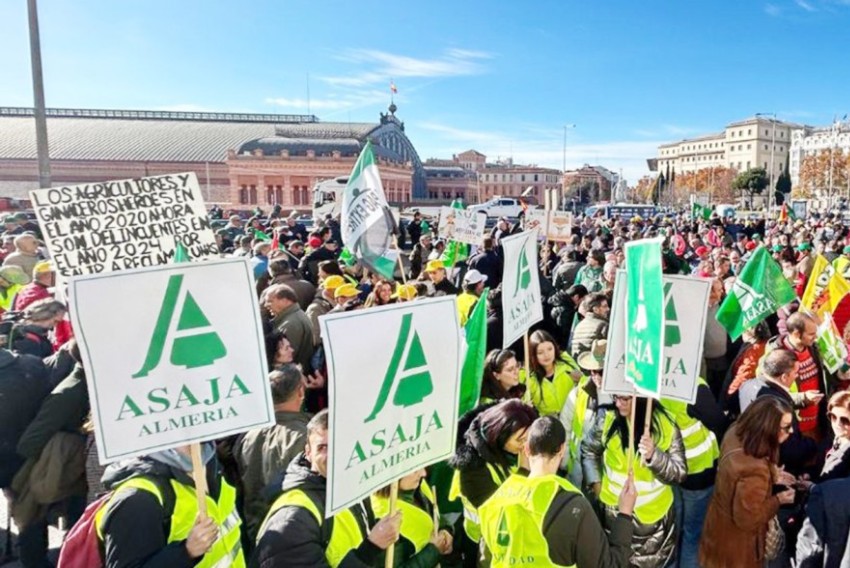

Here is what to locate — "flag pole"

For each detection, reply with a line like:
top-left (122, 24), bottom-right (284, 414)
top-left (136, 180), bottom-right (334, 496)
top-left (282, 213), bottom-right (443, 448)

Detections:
top-left (385, 480), bottom-right (399, 568)
top-left (524, 331), bottom-right (531, 380)
top-left (431, 486), bottom-right (439, 538)
top-left (628, 396), bottom-right (636, 475)
top-left (644, 397), bottom-right (654, 443)
top-left (190, 442), bottom-right (208, 515)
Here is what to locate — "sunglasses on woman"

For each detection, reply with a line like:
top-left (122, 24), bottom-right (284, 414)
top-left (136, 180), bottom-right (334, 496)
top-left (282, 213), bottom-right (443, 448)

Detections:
top-left (779, 423), bottom-right (794, 434)
top-left (828, 412), bottom-right (850, 428)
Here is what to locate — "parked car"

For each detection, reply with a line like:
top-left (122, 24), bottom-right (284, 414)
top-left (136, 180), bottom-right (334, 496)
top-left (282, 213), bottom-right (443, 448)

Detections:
top-left (468, 196), bottom-right (533, 218)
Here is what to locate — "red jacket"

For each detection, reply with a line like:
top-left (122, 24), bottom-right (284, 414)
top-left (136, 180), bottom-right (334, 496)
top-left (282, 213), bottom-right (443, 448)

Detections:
top-left (12, 282), bottom-right (50, 312)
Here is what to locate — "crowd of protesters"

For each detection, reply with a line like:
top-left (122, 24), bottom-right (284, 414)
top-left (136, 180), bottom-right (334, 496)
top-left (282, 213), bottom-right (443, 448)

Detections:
top-left (3, 201), bottom-right (850, 568)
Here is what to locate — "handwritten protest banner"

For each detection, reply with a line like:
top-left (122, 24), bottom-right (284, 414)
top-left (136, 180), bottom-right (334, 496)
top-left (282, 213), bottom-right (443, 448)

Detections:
top-left (30, 172), bottom-right (219, 278)
top-left (437, 206), bottom-right (487, 246)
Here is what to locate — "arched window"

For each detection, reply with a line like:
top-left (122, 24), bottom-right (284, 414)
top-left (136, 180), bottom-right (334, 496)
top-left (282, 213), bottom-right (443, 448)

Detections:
top-left (249, 185), bottom-right (258, 204)
top-left (239, 186), bottom-right (248, 204)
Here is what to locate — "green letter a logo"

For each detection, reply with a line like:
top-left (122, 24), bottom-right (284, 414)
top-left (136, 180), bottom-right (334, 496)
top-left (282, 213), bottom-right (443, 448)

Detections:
top-left (663, 282), bottom-right (681, 348)
top-left (496, 512), bottom-right (510, 548)
top-left (133, 274), bottom-right (227, 378)
top-left (364, 313), bottom-right (433, 423)
top-left (513, 244), bottom-right (533, 298)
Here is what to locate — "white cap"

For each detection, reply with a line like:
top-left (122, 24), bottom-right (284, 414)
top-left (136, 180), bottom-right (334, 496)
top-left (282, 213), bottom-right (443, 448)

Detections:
top-left (463, 269), bottom-right (488, 285)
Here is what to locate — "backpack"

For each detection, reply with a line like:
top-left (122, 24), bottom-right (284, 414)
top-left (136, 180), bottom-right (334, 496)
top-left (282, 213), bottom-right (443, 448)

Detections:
top-left (57, 476), bottom-right (175, 568)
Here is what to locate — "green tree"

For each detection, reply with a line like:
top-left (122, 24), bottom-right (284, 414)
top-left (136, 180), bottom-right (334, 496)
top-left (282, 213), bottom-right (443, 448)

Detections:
top-left (732, 167), bottom-right (768, 207)
top-left (776, 161), bottom-right (792, 195)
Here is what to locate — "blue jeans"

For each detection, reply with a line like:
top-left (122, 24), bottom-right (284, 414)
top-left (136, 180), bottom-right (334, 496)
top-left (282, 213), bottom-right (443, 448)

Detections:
top-left (674, 485), bottom-right (714, 568)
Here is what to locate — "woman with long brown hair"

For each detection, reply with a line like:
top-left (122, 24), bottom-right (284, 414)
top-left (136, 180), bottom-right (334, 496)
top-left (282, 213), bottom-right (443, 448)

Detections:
top-left (700, 396), bottom-right (797, 568)
top-left (479, 349), bottom-right (525, 404)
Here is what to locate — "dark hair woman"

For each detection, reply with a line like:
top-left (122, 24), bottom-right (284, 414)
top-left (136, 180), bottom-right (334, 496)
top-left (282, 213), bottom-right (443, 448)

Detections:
top-left (583, 395), bottom-right (687, 567)
top-left (364, 279), bottom-right (394, 308)
top-left (520, 330), bottom-right (582, 416)
top-left (448, 399), bottom-right (538, 567)
top-left (264, 331), bottom-right (294, 371)
top-left (700, 397), bottom-right (797, 568)
top-left (480, 349), bottom-right (525, 404)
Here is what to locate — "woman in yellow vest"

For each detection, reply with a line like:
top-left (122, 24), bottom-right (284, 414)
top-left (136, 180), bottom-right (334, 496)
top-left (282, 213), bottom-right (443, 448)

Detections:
top-left (520, 330), bottom-right (583, 416)
top-left (480, 348), bottom-right (526, 405)
top-left (660, 378), bottom-right (726, 568)
top-left (582, 396), bottom-right (686, 567)
top-left (96, 442), bottom-right (245, 568)
top-left (371, 468), bottom-right (453, 567)
top-left (449, 399), bottom-right (538, 568)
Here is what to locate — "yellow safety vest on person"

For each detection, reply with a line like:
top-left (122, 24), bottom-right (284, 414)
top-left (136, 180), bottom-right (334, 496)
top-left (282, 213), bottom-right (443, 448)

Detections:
top-left (259, 489), bottom-right (366, 567)
top-left (371, 481), bottom-right (437, 554)
top-left (599, 411), bottom-right (676, 525)
top-left (519, 355), bottom-right (582, 416)
top-left (0, 284), bottom-right (23, 312)
top-left (479, 474), bottom-right (580, 568)
top-left (448, 462), bottom-right (509, 543)
top-left (660, 379), bottom-right (720, 477)
top-left (566, 377), bottom-right (592, 473)
top-left (96, 476), bottom-right (245, 568)
top-left (456, 292), bottom-right (479, 327)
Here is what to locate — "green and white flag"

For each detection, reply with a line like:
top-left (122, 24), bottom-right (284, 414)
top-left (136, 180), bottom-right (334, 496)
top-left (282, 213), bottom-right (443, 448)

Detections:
top-left (692, 203), bottom-right (712, 220)
top-left (716, 246), bottom-right (797, 340)
top-left (341, 140), bottom-right (398, 279)
top-left (624, 238), bottom-right (665, 398)
top-left (501, 229), bottom-right (543, 348)
top-left (815, 312), bottom-right (847, 375)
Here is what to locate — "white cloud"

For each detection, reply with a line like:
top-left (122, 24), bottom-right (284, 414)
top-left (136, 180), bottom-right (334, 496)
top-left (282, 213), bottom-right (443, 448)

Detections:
top-left (322, 48), bottom-right (492, 86)
top-left (795, 0), bottom-right (817, 10)
top-left (416, 122), bottom-right (661, 185)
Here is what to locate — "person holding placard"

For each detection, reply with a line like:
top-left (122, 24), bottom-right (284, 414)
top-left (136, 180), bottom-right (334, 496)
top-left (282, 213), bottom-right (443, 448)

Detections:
top-left (448, 400), bottom-right (537, 567)
top-left (96, 441), bottom-right (245, 568)
top-left (520, 330), bottom-right (582, 417)
top-left (582, 396), bottom-right (687, 567)
top-left (252, 410), bottom-right (402, 568)
top-left (371, 469), bottom-right (454, 568)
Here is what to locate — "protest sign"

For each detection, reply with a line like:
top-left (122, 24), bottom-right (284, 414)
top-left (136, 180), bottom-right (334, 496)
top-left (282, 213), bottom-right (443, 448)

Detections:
top-left (30, 173), bottom-right (219, 279)
top-left (524, 210), bottom-right (572, 242)
top-left (816, 313), bottom-right (848, 374)
top-left (603, 273), bottom-right (711, 404)
top-left (624, 238), bottom-right (665, 398)
top-left (501, 229), bottom-right (543, 348)
top-left (69, 258), bottom-right (273, 464)
top-left (321, 297), bottom-right (462, 516)
top-left (437, 206), bottom-right (487, 246)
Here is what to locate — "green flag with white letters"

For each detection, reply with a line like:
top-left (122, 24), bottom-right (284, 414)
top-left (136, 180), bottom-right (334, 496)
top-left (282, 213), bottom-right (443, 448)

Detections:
top-left (624, 238), bottom-right (665, 398)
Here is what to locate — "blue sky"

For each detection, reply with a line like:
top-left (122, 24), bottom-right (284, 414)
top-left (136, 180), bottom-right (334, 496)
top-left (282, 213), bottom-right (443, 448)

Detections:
top-left (2, 0), bottom-right (849, 183)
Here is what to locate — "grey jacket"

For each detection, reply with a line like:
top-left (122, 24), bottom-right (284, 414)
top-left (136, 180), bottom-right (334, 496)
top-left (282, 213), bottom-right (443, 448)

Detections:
top-left (581, 410), bottom-right (687, 568)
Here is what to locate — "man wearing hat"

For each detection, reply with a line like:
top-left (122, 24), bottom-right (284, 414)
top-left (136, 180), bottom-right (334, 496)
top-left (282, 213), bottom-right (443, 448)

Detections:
top-left (306, 275), bottom-right (345, 345)
top-left (0, 265), bottom-right (31, 315)
top-left (456, 269), bottom-right (487, 326)
top-left (332, 283), bottom-right (360, 312)
top-left (797, 241), bottom-right (816, 280)
top-left (15, 212), bottom-right (40, 238)
top-left (424, 259), bottom-right (458, 296)
top-left (560, 339), bottom-right (608, 489)
top-left (408, 232), bottom-right (432, 279)
top-left (13, 260), bottom-right (55, 312)
top-left (1, 215), bottom-right (22, 238)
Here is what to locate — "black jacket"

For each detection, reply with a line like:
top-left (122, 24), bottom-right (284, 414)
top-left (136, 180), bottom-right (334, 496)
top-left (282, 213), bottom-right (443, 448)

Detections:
top-left (796, 477), bottom-right (850, 568)
top-left (17, 364), bottom-right (89, 460)
top-left (99, 455), bottom-right (226, 568)
top-left (756, 381), bottom-right (819, 475)
top-left (467, 250), bottom-right (503, 290)
top-left (250, 454), bottom-right (382, 568)
top-left (0, 349), bottom-right (51, 487)
top-left (298, 247), bottom-right (337, 285)
top-left (10, 323), bottom-right (54, 358)
top-left (682, 383), bottom-right (729, 490)
top-left (433, 279), bottom-right (459, 297)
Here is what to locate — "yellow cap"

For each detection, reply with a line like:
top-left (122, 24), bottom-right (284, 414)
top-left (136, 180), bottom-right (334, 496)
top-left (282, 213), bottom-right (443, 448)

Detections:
top-left (391, 283), bottom-right (418, 300)
top-left (334, 283), bottom-right (360, 299)
top-left (322, 275), bottom-right (346, 290)
top-left (32, 260), bottom-right (55, 276)
top-left (424, 259), bottom-right (445, 273)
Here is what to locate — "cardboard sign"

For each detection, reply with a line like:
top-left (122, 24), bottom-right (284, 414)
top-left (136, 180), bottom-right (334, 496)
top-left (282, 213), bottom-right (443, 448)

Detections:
top-left (30, 172), bottom-right (219, 279)
top-left (524, 210), bottom-right (572, 242)
top-left (603, 273), bottom-right (710, 404)
top-left (501, 229), bottom-right (544, 348)
top-left (438, 206), bottom-right (487, 246)
top-left (70, 259), bottom-right (273, 463)
top-left (321, 297), bottom-right (462, 516)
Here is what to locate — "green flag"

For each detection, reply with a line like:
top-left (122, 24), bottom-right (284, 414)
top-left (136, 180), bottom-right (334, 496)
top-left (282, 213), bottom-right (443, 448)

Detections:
top-left (692, 203), bottom-right (711, 220)
top-left (173, 241), bottom-right (191, 263)
top-left (341, 140), bottom-right (398, 279)
top-left (716, 246), bottom-right (797, 340)
top-left (458, 288), bottom-right (489, 415)
top-left (339, 247), bottom-right (357, 267)
top-left (624, 238), bottom-right (665, 398)
top-left (252, 228), bottom-right (270, 241)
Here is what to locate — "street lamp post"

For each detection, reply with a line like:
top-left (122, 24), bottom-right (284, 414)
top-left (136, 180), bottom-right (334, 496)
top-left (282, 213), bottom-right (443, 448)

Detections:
top-left (27, 0), bottom-right (51, 189)
top-left (756, 112), bottom-right (777, 217)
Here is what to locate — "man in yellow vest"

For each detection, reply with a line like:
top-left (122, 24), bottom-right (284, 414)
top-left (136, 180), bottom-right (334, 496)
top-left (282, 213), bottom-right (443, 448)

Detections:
top-left (97, 441), bottom-right (245, 567)
top-left (480, 416), bottom-right (636, 568)
top-left (251, 410), bottom-right (402, 567)
top-left (456, 269), bottom-right (487, 326)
